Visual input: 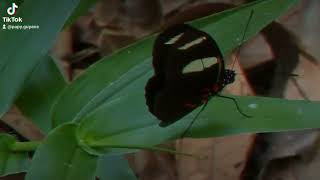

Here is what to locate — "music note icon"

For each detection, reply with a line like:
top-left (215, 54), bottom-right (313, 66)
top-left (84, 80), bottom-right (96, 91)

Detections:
top-left (7, 3), bottom-right (18, 16)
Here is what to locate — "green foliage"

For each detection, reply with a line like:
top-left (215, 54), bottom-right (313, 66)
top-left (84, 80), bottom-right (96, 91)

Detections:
top-left (1, 0), bottom-right (313, 179)
top-left (25, 124), bottom-right (98, 180)
top-left (0, 134), bottom-right (29, 176)
top-left (0, 0), bottom-right (80, 117)
top-left (96, 155), bottom-right (137, 180)
top-left (16, 56), bottom-right (67, 133)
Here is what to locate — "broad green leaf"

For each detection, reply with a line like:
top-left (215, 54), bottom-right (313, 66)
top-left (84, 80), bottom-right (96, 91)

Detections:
top-left (0, 134), bottom-right (29, 177)
top-left (25, 123), bottom-right (98, 180)
top-left (52, 0), bottom-right (298, 127)
top-left (52, 0), bottom-right (307, 156)
top-left (52, 37), bottom-right (154, 126)
top-left (0, 0), bottom-right (80, 117)
top-left (0, 1), bottom-right (11, 17)
top-left (16, 56), bottom-right (67, 133)
top-left (96, 155), bottom-right (137, 180)
top-left (76, 92), bottom-right (176, 155)
top-left (76, 93), bottom-right (320, 154)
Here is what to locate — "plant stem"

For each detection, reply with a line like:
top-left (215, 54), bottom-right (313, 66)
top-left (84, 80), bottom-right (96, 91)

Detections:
top-left (10, 141), bottom-right (41, 152)
top-left (88, 142), bottom-right (205, 159)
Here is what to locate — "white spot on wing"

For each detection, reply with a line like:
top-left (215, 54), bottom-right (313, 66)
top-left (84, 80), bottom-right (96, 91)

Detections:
top-left (178, 36), bottom-right (207, 50)
top-left (203, 57), bottom-right (218, 68)
top-left (182, 57), bottom-right (217, 74)
top-left (164, 33), bottom-right (184, 45)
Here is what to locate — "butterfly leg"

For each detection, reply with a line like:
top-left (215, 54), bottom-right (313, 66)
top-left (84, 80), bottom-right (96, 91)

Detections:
top-left (216, 94), bottom-right (252, 118)
top-left (181, 102), bottom-right (209, 138)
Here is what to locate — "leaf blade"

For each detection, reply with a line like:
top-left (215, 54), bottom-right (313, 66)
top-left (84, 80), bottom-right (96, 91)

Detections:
top-left (16, 56), bottom-right (67, 133)
top-left (25, 123), bottom-right (98, 180)
top-left (0, 0), bottom-right (80, 117)
top-left (96, 155), bottom-right (137, 180)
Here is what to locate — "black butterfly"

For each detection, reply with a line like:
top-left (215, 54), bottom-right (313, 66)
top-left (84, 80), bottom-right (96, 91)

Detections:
top-left (145, 24), bottom-right (249, 129)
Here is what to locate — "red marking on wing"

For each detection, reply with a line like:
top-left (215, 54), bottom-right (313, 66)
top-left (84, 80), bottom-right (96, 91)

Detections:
top-left (212, 84), bottom-right (220, 92)
top-left (185, 103), bottom-right (197, 109)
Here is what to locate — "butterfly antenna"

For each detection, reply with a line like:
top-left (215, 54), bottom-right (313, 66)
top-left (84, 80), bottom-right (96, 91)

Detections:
top-left (231, 10), bottom-right (254, 70)
top-left (216, 94), bottom-right (251, 118)
top-left (290, 78), bottom-right (310, 100)
top-left (181, 100), bottom-right (210, 138)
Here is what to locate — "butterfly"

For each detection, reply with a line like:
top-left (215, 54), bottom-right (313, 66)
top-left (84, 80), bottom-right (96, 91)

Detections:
top-left (145, 23), bottom-right (251, 129)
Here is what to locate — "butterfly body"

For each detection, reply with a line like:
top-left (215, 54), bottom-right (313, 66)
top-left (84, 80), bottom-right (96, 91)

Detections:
top-left (145, 24), bottom-right (235, 127)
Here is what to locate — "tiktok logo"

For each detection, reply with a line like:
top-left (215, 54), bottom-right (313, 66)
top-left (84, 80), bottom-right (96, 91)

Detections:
top-left (7, 3), bottom-right (18, 16)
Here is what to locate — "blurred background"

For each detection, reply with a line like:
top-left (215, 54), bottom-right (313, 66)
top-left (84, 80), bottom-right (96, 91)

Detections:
top-left (2, 0), bottom-right (320, 179)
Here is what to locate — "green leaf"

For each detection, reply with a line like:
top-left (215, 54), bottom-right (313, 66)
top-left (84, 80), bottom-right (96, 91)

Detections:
top-left (77, 94), bottom-right (320, 155)
top-left (52, 37), bottom-right (154, 126)
top-left (25, 123), bottom-right (98, 180)
top-left (52, 0), bottom-right (297, 126)
top-left (96, 155), bottom-right (137, 180)
top-left (0, 0), bottom-right (80, 117)
top-left (16, 56), bottom-right (67, 134)
top-left (0, 134), bottom-right (29, 177)
top-left (55, 0), bottom-right (305, 155)
top-left (75, 92), bottom-right (176, 155)
top-left (187, 96), bottom-right (320, 137)
top-left (0, 1), bottom-right (10, 17)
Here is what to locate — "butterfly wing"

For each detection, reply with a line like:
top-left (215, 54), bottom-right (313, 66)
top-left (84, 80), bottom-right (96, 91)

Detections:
top-left (145, 24), bottom-right (225, 126)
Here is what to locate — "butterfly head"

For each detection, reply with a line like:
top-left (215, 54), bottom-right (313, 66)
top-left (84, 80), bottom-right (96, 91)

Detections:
top-left (224, 69), bottom-right (235, 85)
